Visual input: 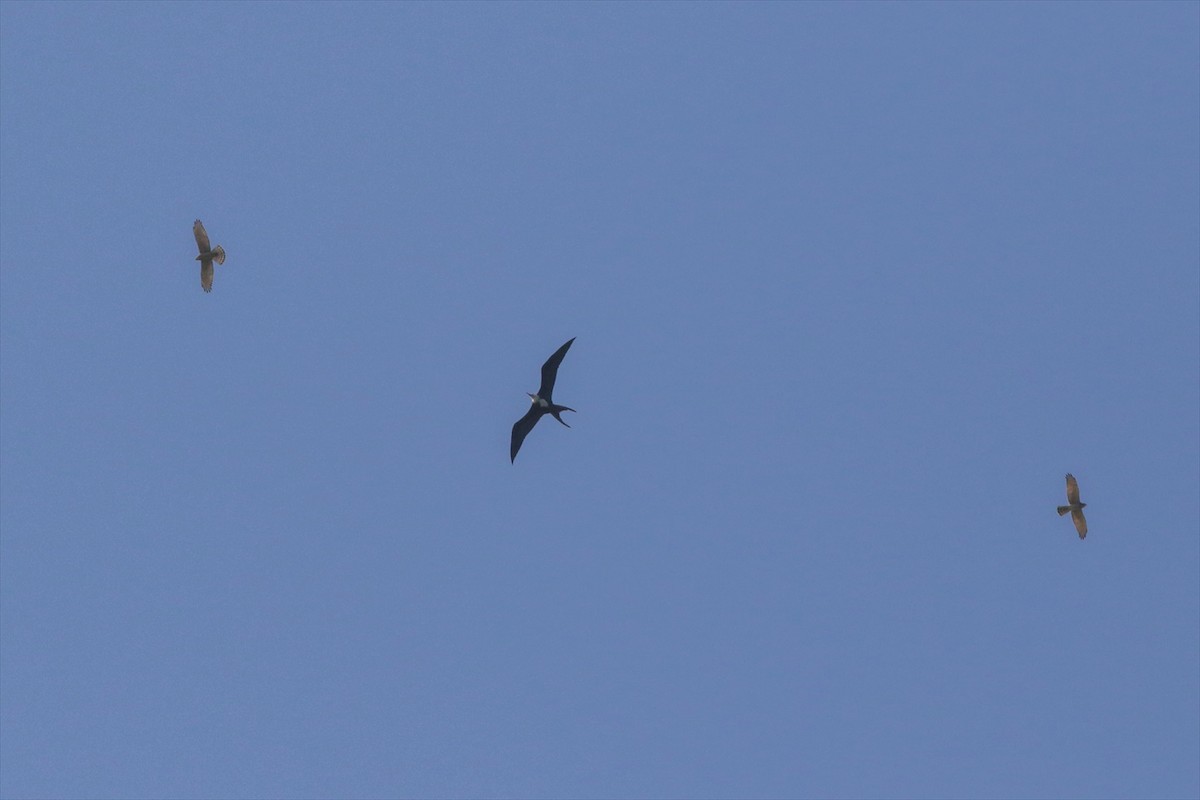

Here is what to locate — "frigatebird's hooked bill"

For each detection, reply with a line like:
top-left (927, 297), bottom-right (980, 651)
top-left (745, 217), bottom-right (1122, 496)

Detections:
top-left (511, 337), bottom-right (576, 462)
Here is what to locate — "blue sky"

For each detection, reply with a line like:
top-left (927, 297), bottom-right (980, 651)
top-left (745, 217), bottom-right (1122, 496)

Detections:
top-left (1, 2), bottom-right (1197, 798)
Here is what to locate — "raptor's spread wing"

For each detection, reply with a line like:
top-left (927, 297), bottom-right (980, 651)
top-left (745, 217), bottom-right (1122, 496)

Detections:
top-left (1071, 508), bottom-right (1088, 539)
top-left (201, 259), bottom-right (213, 293)
top-left (1065, 473), bottom-right (1081, 505)
top-left (193, 219), bottom-right (211, 254)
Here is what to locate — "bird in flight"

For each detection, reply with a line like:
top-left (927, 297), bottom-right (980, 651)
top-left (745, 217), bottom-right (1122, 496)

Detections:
top-left (511, 337), bottom-right (576, 462)
top-left (192, 219), bottom-right (226, 293)
top-left (1057, 473), bottom-right (1088, 539)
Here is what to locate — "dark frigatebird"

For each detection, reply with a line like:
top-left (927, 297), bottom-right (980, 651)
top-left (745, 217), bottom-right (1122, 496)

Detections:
top-left (510, 337), bottom-right (576, 462)
top-left (1056, 473), bottom-right (1088, 539)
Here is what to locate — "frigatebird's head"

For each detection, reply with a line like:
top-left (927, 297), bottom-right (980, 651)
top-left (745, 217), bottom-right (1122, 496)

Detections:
top-left (527, 393), bottom-right (548, 407)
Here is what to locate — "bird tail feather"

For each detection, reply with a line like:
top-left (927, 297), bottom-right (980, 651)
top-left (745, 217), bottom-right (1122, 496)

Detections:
top-left (1056, 505), bottom-right (1070, 516)
top-left (212, 245), bottom-right (226, 265)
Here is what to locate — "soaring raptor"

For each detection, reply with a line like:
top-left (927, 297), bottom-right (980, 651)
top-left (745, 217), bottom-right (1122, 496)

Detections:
top-left (1057, 473), bottom-right (1088, 539)
top-left (192, 219), bottom-right (226, 293)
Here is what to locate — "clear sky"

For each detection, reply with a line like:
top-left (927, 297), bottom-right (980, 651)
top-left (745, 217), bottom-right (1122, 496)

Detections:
top-left (1, 3), bottom-right (1197, 799)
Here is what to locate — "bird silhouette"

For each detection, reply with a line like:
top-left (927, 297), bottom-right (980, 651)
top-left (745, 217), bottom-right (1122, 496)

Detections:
top-left (193, 219), bottom-right (226, 293)
top-left (511, 338), bottom-right (576, 462)
top-left (1056, 473), bottom-right (1088, 539)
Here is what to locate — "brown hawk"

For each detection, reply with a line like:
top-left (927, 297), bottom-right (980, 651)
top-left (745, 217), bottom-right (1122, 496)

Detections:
top-left (193, 219), bottom-right (226, 293)
top-left (1056, 473), bottom-right (1088, 539)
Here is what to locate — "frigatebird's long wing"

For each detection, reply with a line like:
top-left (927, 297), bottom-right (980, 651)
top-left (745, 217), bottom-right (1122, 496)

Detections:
top-left (538, 337), bottom-right (575, 401)
top-left (511, 405), bottom-right (544, 463)
top-left (1065, 473), bottom-right (1081, 505)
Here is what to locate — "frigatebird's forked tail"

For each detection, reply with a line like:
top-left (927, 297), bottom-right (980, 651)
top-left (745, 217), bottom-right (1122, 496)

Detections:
top-left (510, 337), bottom-right (576, 462)
top-left (549, 404), bottom-right (575, 427)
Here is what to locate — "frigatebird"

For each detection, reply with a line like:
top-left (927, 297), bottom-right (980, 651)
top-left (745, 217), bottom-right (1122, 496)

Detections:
top-left (510, 337), bottom-right (576, 462)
